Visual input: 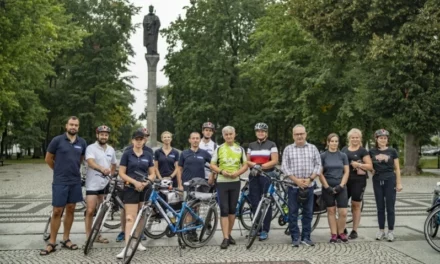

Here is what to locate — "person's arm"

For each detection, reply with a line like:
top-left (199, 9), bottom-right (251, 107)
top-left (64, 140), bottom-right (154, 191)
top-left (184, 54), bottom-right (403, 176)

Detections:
top-left (45, 152), bottom-right (55, 170)
top-left (281, 146), bottom-right (301, 186)
top-left (246, 148), bottom-right (256, 167)
top-left (318, 167), bottom-right (330, 188)
top-left (147, 165), bottom-right (156, 182)
top-left (110, 163), bottom-right (116, 176)
top-left (154, 160), bottom-right (162, 179)
top-left (305, 146), bottom-right (321, 186)
top-left (177, 153), bottom-right (184, 189)
top-left (394, 156), bottom-right (402, 192)
top-left (262, 151), bottom-right (278, 170)
top-left (118, 165), bottom-right (143, 191)
top-left (87, 158), bottom-right (110, 175)
top-left (171, 161), bottom-right (178, 178)
top-left (209, 148), bottom-right (222, 181)
top-left (340, 165), bottom-right (350, 186)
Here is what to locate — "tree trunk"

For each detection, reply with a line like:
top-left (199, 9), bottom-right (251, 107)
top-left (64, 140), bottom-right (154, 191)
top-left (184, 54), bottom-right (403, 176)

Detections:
top-left (33, 146), bottom-right (42, 158)
top-left (0, 126), bottom-right (6, 158)
top-left (403, 133), bottom-right (420, 175)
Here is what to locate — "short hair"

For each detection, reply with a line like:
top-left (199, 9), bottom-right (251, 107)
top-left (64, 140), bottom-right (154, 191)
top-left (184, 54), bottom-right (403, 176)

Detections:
top-left (347, 128), bottom-right (363, 146)
top-left (292, 124), bottom-right (306, 132)
top-left (222, 126), bottom-right (235, 135)
top-left (66, 116), bottom-right (79, 124)
top-left (189, 131), bottom-right (201, 138)
top-left (161, 131), bottom-right (173, 138)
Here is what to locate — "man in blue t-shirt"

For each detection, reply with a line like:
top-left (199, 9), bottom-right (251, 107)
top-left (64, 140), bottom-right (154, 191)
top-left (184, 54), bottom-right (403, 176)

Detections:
top-left (177, 132), bottom-right (211, 189)
top-left (41, 116), bottom-right (87, 255)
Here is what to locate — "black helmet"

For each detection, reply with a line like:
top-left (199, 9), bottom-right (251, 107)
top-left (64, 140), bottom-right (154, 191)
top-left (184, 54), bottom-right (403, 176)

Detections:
top-left (374, 129), bottom-right (390, 138)
top-left (96, 125), bottom-right (111, 133)
top-left (202, 122), bottom-right (215, 131)
top-left (254, 122), bottom-right (268, 131)
top-left (137, 127), bottom-right (150, 137)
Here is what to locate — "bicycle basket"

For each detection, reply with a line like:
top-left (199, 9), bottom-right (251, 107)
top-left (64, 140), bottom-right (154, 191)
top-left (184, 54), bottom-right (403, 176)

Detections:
top-left (313, 188), bottom-right (327, 214)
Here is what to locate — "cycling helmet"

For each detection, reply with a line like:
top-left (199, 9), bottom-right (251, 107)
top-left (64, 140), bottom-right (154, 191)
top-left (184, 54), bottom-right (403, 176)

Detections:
top-left (254, 122), bottom-right (268, 131)
top-left (96, 125), bottom-right (111, 133)
top-left (137, 127), bottom-right (150, 137)
top-left (202, 122), bottom-right (215, 131)
top-left (374, 129), bottom-right (390, 138)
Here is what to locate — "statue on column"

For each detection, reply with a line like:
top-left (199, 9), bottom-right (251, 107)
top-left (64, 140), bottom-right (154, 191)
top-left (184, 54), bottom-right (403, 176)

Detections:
top-left (143, 5), bottom-right (161, 55)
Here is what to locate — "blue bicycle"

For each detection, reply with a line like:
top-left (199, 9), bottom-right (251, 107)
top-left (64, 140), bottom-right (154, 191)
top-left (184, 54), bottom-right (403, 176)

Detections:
top-left (424, 182), bottom-right (440, 252)
top-left (123, 174), bottom-right (218, 263)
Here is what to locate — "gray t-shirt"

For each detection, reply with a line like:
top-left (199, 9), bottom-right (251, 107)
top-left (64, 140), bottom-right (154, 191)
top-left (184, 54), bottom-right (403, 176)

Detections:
top-left (321, 150), bottom-right (349, 186)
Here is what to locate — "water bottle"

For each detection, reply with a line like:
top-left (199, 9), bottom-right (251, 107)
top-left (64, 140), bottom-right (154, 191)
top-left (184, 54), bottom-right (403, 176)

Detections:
top-left (166, 209), bottom-right (176, 224)
top-left (282, 204), bottom-right (288, 214)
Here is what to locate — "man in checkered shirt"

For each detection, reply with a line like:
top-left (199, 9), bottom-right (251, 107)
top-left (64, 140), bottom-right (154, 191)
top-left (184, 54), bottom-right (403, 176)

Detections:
top-left (281, 124), bottom-right (321, 247)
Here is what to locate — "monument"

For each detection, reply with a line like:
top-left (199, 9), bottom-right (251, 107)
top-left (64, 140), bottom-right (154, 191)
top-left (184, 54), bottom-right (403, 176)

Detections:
top-left (143, 5), bottom-right (160, 147)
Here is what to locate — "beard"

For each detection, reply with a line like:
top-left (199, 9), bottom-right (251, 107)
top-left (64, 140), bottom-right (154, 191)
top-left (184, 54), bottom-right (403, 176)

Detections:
top-left (67, 129), bottom-right (77, 136)
top-left (98, 138), bottom-right (108, 145)
top-left (203, 136), bottom-right (210, 140)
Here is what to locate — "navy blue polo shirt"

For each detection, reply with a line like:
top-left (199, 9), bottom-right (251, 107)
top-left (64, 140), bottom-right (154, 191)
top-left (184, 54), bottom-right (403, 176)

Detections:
top-left (125, 145), bottom-right (153, 156)
top-left (47, 133), bottom-right (87, 185)
top-left (178, 148), bottom-right (211, 183)
top-left (119, 149), bottom-right (154, 180)
top-left (154, 148), bottom-right (179, 177)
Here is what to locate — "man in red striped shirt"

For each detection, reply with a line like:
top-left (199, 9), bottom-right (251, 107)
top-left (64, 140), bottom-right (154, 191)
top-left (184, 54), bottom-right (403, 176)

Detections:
top-left (246, 123), bottom-right (279, 241)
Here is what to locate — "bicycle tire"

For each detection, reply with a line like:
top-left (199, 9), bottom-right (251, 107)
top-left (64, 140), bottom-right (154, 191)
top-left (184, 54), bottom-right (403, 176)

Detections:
top-left (84, 203), bottom-right (109, 255)
top-left (180, 200), bottom-right (218, 248)
top-left (144, 206), bottom-right (167, 239)
top-left (42, 214), bottom-right (52, 241)
top-left (103, 195), bottom-right (124, 229)
top-left (246, 201), bottom-right (269, 249)
top-left (123, 208), bottom-right (149, 264)
top-left (424, 206), bottom-right (440, 252)
top-left (346, 199), bottom-right (364, 224)
top-left (239, 198), bottom-right (253, 230)
top-left (103, 206), bottom-right (122, 230)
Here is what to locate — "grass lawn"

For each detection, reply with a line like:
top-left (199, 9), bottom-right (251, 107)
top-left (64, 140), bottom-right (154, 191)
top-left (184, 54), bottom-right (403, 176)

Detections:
top-left (1, 156), bottom-right (46, 165)
top-left (420, 156), bottom-right (439, 169)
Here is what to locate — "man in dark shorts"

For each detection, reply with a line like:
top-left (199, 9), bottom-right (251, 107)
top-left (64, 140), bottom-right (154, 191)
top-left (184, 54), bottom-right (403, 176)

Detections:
top-left (41, 116), bottom-right (87, 255)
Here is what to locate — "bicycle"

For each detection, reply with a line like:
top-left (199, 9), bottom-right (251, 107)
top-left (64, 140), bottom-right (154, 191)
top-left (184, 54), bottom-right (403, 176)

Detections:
top-left (123, 174), bottom-right (218, 264)
top-left (246, 168), bottom-right (323, 249)
top-left (83, 173), bottom-right (125, 254)
top-left (424, 182), bottom-right (440, 252)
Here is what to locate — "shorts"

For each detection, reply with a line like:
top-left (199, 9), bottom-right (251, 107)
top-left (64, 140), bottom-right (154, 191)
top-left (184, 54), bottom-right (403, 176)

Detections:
top-left (86, 185), bottom-right (109, 196)
top-left (52, 184), bottom-right (83, 207)
top-left (322, 185), bottom-right (348, 208)
top-left (347, 178), bottom-right (367, 202)
top-left (123, 185), bottom-right (152, 204)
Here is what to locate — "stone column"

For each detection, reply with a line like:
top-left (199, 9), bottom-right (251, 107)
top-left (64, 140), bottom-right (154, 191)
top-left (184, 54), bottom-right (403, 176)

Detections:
top-left (145, 54), bottom-right (160, 147)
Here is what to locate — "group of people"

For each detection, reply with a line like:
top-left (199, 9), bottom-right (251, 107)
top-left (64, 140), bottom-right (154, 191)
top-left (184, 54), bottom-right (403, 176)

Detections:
top-left (40, 116), bottom-right (403, 257)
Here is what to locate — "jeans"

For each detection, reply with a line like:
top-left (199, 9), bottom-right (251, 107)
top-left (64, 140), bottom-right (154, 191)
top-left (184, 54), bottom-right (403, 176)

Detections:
top-left (373, 177), bottom-right (396, 230)
top-left (288, 186), bottom-right (314, 240)
top-left (248, 171), bottom-right (277, 233)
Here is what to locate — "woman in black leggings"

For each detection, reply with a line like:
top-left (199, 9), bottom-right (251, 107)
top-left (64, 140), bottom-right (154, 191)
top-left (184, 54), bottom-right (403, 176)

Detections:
top-left (210, 126), bottom-right (248, 249)
top-left (369, 129), bottom-right (402, 242)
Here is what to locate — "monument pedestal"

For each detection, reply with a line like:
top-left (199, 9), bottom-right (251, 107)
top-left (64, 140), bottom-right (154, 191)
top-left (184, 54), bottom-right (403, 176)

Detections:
top-left (145, 54), bottom-right (160, 148)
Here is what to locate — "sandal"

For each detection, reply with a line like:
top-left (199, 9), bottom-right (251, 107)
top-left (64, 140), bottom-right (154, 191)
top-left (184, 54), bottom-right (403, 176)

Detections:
top-left (60, 239), bottom-right (78, 250)
top-left (40, 243), bottom-right (57, 256)
top-left (94, 235), bottom-right (109, 244)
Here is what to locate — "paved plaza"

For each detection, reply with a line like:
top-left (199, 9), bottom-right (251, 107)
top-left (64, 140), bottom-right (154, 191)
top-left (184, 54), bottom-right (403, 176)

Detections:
top-left (0, 164), bottom-right (439, 263)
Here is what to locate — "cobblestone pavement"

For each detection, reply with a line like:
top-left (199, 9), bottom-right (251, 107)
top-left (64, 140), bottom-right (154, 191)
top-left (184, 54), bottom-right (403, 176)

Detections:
top-left (0, 164), bottom-right (439, 264)
top-left (0, 242), bottom-right (423, 264)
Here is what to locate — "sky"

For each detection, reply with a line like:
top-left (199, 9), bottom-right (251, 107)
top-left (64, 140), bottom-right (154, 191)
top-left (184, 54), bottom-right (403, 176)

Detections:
top-left (128, 0), bottom-right (190, 123)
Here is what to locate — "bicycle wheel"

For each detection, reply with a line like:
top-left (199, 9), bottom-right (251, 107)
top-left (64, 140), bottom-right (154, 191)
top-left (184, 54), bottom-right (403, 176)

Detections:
top-left (346, 199), bottom-right (364, 224)
top-left (239, 198), bottom-right (253, 230)
top-left (246, 201), bottom-right (269, 249)
top-left (180, 200), bottom-right (218, 248)
top-left (42, 213), bottom-right (52, 241)
top-left (144, 205), bottom-right (168, 239)
top-left (103, 203), bottom-right (122, 230)
top-left (123, 208), bottom-right (149, 264)
top-left (424, 206), bottom-right (440, 252)
top-left (84, 203), bottom-right (109, 255)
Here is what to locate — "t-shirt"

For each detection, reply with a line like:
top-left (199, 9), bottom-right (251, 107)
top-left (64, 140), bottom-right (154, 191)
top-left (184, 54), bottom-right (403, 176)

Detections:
top-left (199, 139), bottom-right (217, 179)
top-left (154, 148), bottom-right (179, 177)
top-left (47, 133), bottom-right (87, 185)
top-left (341, 146), bottom-right (369, 180)
top-left (320, 150), bottom-right (349, 186)
top-left (85, 142), bottom-right (117, 191)
top-left (119, 149), bottom-right (154, 181)
top-left (211, 143), bottom-right (247, 183)
top-left (369, 148), bottom-right (399, 180)
top-left (247, 139), bottom-right (278, 172)
top-left (178, 148), bottom-right (211, 183)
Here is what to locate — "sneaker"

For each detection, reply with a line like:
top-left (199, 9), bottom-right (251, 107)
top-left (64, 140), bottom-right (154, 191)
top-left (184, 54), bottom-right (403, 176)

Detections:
top-left (349, 230), bottom-right (358, 240)
top-left (292, 239), bottom-right (300, 247)
top-left (116, 247), bottom-right (127, 259)
top-left (116, 232), bottom-right (125, 242)
top-left (220, 238), bottom-right (229, 249)
top-left (228, 235), bottom-right (236, 245)
top-left (343, 228), bottom-right (348, 235)
top-left (338, 233), bottom-right (348, 243)
top-left (329, 234), bottom-right (338, 243)
top-left (259, 231), bottom-right (268, 241)
top-left (376, 231), bottom-right (385, 240)
top-left (301, 238), bottom-right (315, 247)
top-left (387, 231), bottom-right (395, 242)
top-left (137, 243), bottom-right (146, 251)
